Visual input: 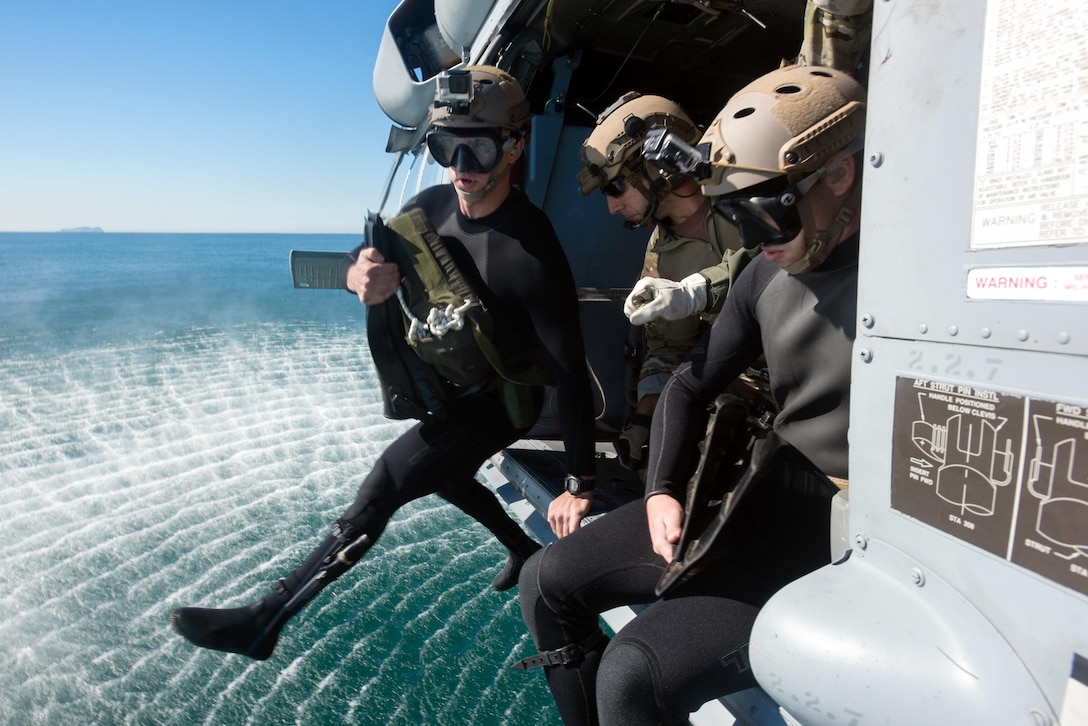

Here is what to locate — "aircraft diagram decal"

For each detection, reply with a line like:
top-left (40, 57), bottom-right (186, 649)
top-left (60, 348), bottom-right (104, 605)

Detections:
top-left (892, 375), bottom-right (1088, 597)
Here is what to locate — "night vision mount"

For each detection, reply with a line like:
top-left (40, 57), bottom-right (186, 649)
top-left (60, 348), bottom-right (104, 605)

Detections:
top-left (642, 128), bottom-right (712, 181)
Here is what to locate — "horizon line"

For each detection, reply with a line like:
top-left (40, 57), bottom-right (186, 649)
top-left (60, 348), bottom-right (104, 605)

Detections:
top-left (0, 229), bottom-right (365, 235)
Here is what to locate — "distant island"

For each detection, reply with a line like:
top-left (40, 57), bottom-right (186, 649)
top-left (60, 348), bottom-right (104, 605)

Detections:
top-left (60, 226), bottom-right (105, 233)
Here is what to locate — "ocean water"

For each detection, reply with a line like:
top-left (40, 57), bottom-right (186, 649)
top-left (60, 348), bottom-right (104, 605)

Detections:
top-left (0, 232), bottom-right (560, 726)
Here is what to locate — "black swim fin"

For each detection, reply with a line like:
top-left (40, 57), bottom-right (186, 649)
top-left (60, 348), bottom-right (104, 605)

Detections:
top-left (171, 585), bottom-right (290, 661)
top-left (491, 539), bottom-right (542, 592)
top-left (171, 523), bottom-right (372, 660)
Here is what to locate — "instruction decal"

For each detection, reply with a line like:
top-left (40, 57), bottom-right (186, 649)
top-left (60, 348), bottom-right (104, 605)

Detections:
top-left (891, 376), bottom-right (1088, 597)
top-left (971, 0), bottom-right (1088, 249)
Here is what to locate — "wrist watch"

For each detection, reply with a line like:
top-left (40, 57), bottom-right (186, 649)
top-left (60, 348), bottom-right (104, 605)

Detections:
top-left (564, 474), bottom-right (593, 496)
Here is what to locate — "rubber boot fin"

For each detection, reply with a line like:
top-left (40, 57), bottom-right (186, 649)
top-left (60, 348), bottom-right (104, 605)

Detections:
top-left (492, 539), bottom-right (542, 592)
top-left (171, 524), bottom-right (372, 660)
top-left (171, 584), bottom-right (289, 660)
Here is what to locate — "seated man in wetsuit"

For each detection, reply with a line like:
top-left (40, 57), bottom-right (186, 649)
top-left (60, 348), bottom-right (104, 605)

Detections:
top-left (171, 65), bottom-right (597, 661)
top-left (572, 93), bottom-right (749, 482)
top-left (516, 65), bottom-right (866, 725)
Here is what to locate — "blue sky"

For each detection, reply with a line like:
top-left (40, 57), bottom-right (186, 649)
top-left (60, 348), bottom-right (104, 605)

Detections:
top-left (1, 0), bottom-right (405, 233)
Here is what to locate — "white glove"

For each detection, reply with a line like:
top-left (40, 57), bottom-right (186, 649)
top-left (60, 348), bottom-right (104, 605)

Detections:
top-left (623, 273), bottom-right (708, 326)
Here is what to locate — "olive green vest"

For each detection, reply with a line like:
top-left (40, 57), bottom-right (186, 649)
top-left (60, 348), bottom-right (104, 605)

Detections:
top-left (386, 208), bottom-right (553, 390)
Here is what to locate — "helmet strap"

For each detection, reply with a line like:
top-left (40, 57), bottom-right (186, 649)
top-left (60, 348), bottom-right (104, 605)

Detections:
top-left (787, 181), bottom-right (860, 274)
top-left (622, 171), bottom-right (661, 230)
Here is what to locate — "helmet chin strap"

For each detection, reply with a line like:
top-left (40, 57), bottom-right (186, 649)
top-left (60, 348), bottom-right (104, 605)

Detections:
top-left (786, 182), bottom-right (861, 274)
top-left (623, 173), bottom-right (661, 230)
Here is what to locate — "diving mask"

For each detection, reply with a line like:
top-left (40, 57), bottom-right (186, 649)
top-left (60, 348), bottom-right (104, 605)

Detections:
top-left (426, 128), bottom-right (511, 173)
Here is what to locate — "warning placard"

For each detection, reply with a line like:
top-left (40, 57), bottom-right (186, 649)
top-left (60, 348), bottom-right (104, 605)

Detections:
top-left (891, 376), bottom-right (1088, 596)
top-left (967, 266), bottom-right (1088, 302)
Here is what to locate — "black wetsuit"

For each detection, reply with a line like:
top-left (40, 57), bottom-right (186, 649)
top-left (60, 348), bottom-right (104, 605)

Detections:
top-left (519, 235), bottom-right (859, 725)
top-left (170, 183), bottom-right (596, 661)
top-left (341, 184), bottom-right (596, 536)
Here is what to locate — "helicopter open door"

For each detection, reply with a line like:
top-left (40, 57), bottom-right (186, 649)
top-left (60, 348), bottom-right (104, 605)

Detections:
top-left (363, 0), bottom-right (1088, 722)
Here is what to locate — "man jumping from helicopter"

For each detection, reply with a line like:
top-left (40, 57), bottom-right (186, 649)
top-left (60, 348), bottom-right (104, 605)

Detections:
top-left (171, 65), bottom-right (598, 661)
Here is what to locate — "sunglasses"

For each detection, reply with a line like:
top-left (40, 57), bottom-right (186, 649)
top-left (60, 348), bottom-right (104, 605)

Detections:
top-left (600, 177), bottom-right (626, 198)
top-left (426, 129), bottom-right (507, 173)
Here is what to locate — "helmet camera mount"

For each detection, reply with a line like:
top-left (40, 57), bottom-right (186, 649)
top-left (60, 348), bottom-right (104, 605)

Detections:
top-left (435, 70), bottom-right (474, 116)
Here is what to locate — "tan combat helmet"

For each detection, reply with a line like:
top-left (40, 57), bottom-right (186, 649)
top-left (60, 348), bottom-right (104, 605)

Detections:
top-left (576, 93), bottom-right (699, 199)
top-left (700, 65), bottom-right (865, 195)
top-left (426, 66), bottom-right (531, 197)
top-left (428, 65), bottom-right (531, 137)
top-left (700, 65), bottom-right (866, 272)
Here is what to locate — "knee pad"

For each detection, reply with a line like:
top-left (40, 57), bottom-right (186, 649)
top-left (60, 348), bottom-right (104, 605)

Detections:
top-left (596, 642), bottom-right (670, 726)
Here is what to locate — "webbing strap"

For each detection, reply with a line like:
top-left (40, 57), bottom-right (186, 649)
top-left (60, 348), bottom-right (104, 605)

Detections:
top-left (243, 524), bottom-right (371, 659)
top-left (511, 630), bottom-right (608, 671)
top-left (388, 208), bottom-right (478, 303)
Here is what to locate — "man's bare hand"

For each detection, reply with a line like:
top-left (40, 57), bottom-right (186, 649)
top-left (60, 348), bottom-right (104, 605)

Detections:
top-left (346, 247), bottom-right (400, 304)
top-left (548, 491), bottom-right (593, 538)
top-left (646, 493), bottom-right (684, 564)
